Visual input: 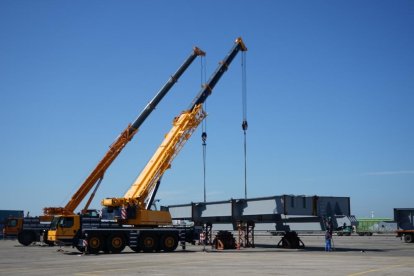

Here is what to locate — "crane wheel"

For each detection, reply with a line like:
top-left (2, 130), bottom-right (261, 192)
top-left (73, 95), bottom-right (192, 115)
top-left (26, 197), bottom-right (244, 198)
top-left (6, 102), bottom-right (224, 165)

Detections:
top-left (160, 234), bottom-right (178, 252)
top-left (88, 235), bottom-right (102, 254)
top-left (17, 231), bottom-right (34, 246)
top-left (107, 234), bottom-right (126, 253)
top-left (140, 233), bottom-right (158, 253)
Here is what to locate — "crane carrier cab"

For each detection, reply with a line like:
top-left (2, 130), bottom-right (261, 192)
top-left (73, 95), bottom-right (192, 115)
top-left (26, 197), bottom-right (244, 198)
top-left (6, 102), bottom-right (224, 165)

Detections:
top-left (48, 209), bottom-right (99, 246)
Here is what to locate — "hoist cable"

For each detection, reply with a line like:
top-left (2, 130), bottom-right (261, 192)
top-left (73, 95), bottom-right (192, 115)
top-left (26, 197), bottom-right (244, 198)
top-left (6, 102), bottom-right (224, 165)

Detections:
top-left (242, 52), bottom-right (248, 123)
top-left (241, 51), bottom-right (248, 199)
top-left (202, 134), bottom-right (207, 202)
top-left (200, 55), bottom-right (208, 202)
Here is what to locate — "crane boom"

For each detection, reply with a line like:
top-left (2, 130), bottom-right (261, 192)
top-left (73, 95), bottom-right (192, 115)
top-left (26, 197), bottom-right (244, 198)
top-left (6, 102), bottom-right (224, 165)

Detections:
top-left (190, 37), bottom-right (247, 109)
top-left (43, 47), bottom-right (205, 216)
top-left (102, 38), bottom-right (247, 217)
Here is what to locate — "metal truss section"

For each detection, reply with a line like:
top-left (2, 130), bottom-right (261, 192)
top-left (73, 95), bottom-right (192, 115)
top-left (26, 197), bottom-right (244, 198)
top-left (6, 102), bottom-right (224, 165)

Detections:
top-left (164, 195), bottom-right (351, 232)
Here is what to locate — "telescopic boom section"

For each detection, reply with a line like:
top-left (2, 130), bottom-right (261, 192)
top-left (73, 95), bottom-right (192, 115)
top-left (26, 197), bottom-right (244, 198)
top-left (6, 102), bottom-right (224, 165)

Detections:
top-left (189, 37), bottom-right (247, 109)
top-left (102, 37), bottom-right (247, 210)
top-left (43, 47), bottom-right (205, 216)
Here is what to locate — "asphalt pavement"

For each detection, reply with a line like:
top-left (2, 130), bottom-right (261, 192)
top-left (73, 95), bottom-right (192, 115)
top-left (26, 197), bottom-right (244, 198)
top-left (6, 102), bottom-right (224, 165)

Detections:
top-left (0, 234), bottom-right (413, 275)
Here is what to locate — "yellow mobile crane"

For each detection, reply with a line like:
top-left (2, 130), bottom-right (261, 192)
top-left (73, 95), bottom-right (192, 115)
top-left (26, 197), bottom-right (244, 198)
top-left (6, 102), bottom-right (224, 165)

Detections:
top-left (48, 37), bottom-right (247, 254)
top-left (4, 47), bottom-right (204, 246)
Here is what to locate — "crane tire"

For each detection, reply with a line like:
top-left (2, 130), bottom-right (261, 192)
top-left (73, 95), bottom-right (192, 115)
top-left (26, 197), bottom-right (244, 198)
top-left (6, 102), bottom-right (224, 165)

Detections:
top-left (160, 234), bottom-right (178, 252)
top-left (140, 233), bottom-right (158, 253)
top-left (106, 234), bottom-right (126, 253)
top-left (87, 234), bottom-right (103, 254)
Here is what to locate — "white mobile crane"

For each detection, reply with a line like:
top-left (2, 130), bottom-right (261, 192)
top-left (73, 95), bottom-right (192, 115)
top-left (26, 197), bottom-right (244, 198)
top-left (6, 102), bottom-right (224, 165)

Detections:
top-left (48, 37), bottom-right (247, 254)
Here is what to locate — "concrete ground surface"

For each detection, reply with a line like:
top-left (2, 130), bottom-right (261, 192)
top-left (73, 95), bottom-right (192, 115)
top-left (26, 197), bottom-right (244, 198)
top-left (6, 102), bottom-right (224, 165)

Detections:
top-left (0, 234), bottom-right (413, 275)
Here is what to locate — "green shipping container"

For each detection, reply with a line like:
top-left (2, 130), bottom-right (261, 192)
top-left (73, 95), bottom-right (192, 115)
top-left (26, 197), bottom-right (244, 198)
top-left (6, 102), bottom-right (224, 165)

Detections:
top-left (356, 218), bottom-right (393, 235)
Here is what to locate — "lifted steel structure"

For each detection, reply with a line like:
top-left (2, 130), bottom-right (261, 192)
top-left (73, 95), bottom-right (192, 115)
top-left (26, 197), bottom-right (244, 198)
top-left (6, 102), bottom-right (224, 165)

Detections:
top-left (164, 195), bottom-right (351, 248)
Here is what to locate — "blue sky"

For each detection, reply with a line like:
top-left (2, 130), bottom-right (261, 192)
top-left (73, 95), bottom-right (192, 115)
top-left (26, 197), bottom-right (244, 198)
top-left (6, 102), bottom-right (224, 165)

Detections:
top-left (1, 1), bottom-right (413, 218)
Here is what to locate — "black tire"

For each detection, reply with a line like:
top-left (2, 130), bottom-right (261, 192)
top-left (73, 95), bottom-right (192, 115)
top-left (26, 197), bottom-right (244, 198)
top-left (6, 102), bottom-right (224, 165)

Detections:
top-left (160, 234), bottom-right (178, 252)
top-left (140, 233), bottom-right (158, 253)
top-left (404, 234), bottom-right (413, 243)
top-left (106, 234), bottom-right (126, 254)
top-left (87, 235), bottom-right (103, 254)
top-left (18, 231), bottom-right (34, 246)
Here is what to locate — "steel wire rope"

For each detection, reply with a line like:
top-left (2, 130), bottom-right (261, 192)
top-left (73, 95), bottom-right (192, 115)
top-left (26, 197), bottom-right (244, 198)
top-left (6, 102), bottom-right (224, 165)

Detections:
top-left (200, 56), bottom-right (208, 202)
top-left (241, 51), bottom-right (248, 199)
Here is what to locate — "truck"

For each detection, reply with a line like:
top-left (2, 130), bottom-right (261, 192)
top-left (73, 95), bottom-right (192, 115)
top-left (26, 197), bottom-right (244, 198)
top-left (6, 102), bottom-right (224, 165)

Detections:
top-left (334, 215), bottom-right (357, 236)
top-left (4, 215), bottom-right (55, 245)
top-left (355, 218), bottom-right (394, 236)
top-left (4, 47), bottom-right (205, 246)
top-left (334, 216), bottom-right (394, 236)
top-left (394, 208), bottom-right (414, 243)
top-left (47, 37), bottom-right (248, 254)
top-left (2, 211), bottom-right (54, 246)
top-left (0, 210), bottom-right (23, 239)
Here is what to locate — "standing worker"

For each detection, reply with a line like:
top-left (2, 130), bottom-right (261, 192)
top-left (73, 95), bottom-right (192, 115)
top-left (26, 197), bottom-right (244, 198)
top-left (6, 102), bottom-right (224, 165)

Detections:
top-left (325, 217), bottom-right (335, 251)
top-left (325, 230), bottom-right (332, 252)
